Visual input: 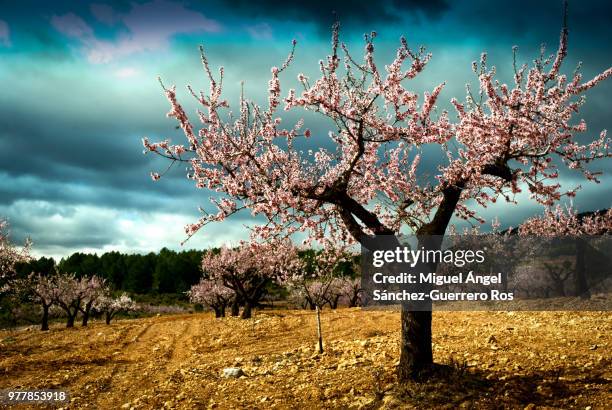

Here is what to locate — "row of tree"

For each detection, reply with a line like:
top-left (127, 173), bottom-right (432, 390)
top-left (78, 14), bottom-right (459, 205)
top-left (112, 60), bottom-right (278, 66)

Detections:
top-left (13, 273), bottom-right (137, 330)
top-left (188, 241), bottom-right (364, 318)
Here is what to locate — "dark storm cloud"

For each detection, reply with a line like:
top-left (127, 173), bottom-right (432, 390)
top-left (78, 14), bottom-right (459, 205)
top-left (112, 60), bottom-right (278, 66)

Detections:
top-left (448, 0), bottom-right (612, 45)
top-left (0, 0), bottom-right (610, 258)
top-left (213, 0), bottom-right (449, 33)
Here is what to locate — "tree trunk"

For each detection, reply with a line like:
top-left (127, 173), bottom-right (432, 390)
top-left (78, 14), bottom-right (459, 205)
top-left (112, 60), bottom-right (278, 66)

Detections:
top-left (66, 314), bottom-right (76, 328)
top-left (105, 312), bottom-right (112, 325)
top-left (398, 309), bottom-right (433, 380)
top-left (41, 305), bottom-right (50, 331)
top-left (396, 235), bottom-right (439, 380)
top-left (241, 302), bottom-right (252, 319)
top-left (574, 238), bottom-right (590, 299)
top-left (214, 307), bottom-right (222, 318)
top-left (82, 309), bottom-right (90, 327)
top-left (316, 305), bottom-right (323, 354)
top-left (329, 296), bottom-right (340, 309)
top-left (231, 299), bottom-right (240, 316)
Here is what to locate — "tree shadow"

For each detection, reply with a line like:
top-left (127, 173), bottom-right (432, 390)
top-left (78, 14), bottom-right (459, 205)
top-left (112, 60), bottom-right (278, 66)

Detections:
top-left (379, 359), bottom-right (610, 409)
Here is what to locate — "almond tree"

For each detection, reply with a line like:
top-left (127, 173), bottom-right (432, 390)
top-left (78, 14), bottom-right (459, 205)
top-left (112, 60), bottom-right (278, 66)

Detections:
top-left (202, 240), bottom-right (299, 319)
top-left (519, 205), bottom-right (611, 235)
top-left (0, 219), bottom-right (30, 293)
top-left (519, 205), bottom-right (611, 297)
top-left (19, 273), bottom-right (56, 331)
top-left (144, 8), bottom-right (611, 378)
top-left (288, 244), bottom-right (352, 310)
top-left (79, 275), bottom-right (107, 326)
top-left (339, 277), bottom-right (364, 308)
top-left (187, 278), bottom-right (234, 317)
top-left (95, 293), bottom-right (137, 325)
top-left (53, 274), bottom-right (90, 328)
top-left (291, 280), bottom-right (331, 310)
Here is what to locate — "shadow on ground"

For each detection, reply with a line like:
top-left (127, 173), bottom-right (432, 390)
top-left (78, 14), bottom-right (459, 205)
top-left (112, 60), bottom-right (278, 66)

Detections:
top-left (374, 359), bottom-right (610, 409)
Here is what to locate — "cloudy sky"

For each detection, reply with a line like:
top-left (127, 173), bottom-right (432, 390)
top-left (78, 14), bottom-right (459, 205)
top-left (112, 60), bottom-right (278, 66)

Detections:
top-left (1, 0), bottom-right (611, 259)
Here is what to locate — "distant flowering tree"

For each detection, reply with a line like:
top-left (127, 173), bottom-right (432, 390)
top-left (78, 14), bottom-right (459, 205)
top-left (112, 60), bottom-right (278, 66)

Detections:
top-left (338, 277), bottom-right (364, 308)
top-left (288, 244), bottom-right (353, 310)
top-left (0, 219), bottom-right (31, 293)
top-left (187, 278), bottom-right (234, 317)
top-left (19, 273), bottom-right (57, 331)
top-left (78, 275), bottom-right (107, 326)
top-left (144, 4), bottom-right (611, 379)
top-left (202, 240), bottom-right (300, 319)
top-left (94, 293), bottom-right (137, 325)
top-left (519, 205), bottom-right (611, 298)
top-left (53, 274), bottom-right (92, 328)
top-left (291, 280), bottom-right (331, 310)
top-left (519, 205), bottom-right (611, 236)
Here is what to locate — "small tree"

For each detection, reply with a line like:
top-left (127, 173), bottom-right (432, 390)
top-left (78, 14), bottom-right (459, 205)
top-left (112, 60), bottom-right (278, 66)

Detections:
top-left (339, 277), bottom-right (364, 308)
top-left (288, 244), bottom-right (353, 310)
top-left (187, 278), bottom-right (234, 317)
top-left (53, 274), bottom-right (90, 328)
top-left (202, 241), bottom-right (300, 319)
top-left (78, 275), bottom-right (106, 326)
top-left (0, 219), bottom-right (30, 294)
top-left (18, 273), bottom-right (56, 331)
top-left (291, 280), bottom-right (331, 310)
top-left (519, 206), bottom-right (611, 297)
top-left (94, 293), bottom-right (137, 325)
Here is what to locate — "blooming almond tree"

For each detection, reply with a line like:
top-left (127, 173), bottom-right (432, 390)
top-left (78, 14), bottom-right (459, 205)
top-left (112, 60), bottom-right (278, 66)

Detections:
top-left (187, 278), bottom-right (234, 317)
top-left (94, 293), bottom-right (137, 325)
top-left (519, 205), bottom-right (611, 236)
top-left (289, 244), bottom-right (352, 310)
top-left (519, 205), bottom-right (611, 297)
top-left (144, 11), bottom-right (611, 378)
top-left (0, 219), bottom-right (31, 293)
top-left (291, 280), bottom-right (332, 310)
top-left (339, 277), bottom-right (364, 308)
top-left (53, 274), bottom-right (91, 328)
top-left (78, 275), bottom-right (107, 326)
top-left (202, 240), bottom-right (300, 319)
top-left (19, 273), bottom-right (57, 331)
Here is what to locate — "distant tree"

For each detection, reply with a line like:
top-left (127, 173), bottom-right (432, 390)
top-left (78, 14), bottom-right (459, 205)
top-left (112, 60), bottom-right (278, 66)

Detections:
top-left (339, 277), bottom-right (364, 308)
top-left (100, 251), bottom-right (125, 289)
top-left (187, 278), bottom-right (234, 317)
top-left (202, 241), bottom-right (300, 319)
top-left (0, 219), bottom-right (31, 292)
top-left (519, 206), bottom-right (611, 298)
top-left (15, 256), bottom-right (55, 278)
top-left (288, 244), bottom-right (353, 310)
top-left (153, 248), bottom-right (178, 293)
top-left (94, 293), bottom-right (137, 324)
top-left (78, 276), bottom-right (107, 326)
top-left (123, 253), bottom-right (156, 293)
top-left (17, 273), bottom-right (56, 331)
top-left (53, 274), bottom-right (90, 328)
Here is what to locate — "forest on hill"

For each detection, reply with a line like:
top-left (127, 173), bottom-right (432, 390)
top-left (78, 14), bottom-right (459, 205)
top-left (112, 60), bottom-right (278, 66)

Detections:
top-left (14, 248), bottom-right (204, 295)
